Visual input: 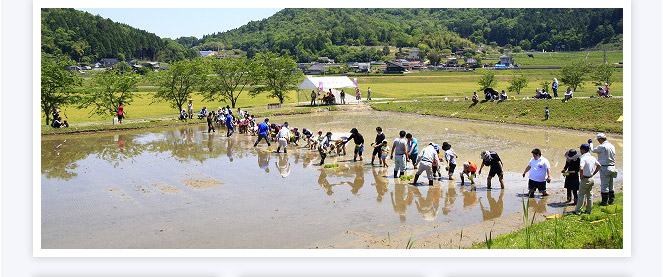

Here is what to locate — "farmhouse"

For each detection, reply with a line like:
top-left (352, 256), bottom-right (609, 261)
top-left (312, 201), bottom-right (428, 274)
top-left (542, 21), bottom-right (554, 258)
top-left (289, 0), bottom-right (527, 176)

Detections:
top-left (99, 58), bottom-right (120, 67)
top-left (385, 62), bottom-right (406, 74)
top-left (307, 63), bottom-right (328, 75)
top-left (499, 55), bottom-right (514, 67)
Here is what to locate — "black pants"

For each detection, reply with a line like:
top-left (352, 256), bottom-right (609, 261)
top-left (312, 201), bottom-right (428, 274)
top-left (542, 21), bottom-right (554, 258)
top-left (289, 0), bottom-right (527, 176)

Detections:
top-left (553, 88), bottom-right (558, 98)
top-left (226, 126), bottom-right (234, 137)
top-left (254, 134), bottom-right (271, 146)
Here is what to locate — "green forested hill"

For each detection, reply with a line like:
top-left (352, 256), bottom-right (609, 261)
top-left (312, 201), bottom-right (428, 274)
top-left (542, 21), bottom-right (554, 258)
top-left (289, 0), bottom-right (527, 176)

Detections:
top-left (41, 8), bottom-right (198, 63)
top-left (192, 8), bottom-right (622, 62)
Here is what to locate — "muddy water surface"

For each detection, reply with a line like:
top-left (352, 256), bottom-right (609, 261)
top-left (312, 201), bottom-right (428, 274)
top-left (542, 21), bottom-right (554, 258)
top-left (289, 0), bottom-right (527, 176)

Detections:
top-left (41, 110), bottom-right (623, 249)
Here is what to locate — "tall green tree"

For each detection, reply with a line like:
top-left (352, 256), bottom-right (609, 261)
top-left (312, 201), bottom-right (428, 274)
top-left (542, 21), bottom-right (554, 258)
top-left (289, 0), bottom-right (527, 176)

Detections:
top-left (477, 70), bottom-right (497, 91)
top-left (41, 54), bottom-right (82, 125)
top-left (427, 50), bottom-right (441, 66)
top-left (151, 58), bottom-right (208, 113)
top-left (507, 75), bottom-right (529, 94)
top-left (201, 56), bottom-right (257, 108)
top-left (251, 53), bottom-right (303, 104)
top-left (559, 60), bottom-right (593, 91)
top-left (592, 63), bottom-right (615, 85)
top-left (82, 68), bottom-right (139, 118)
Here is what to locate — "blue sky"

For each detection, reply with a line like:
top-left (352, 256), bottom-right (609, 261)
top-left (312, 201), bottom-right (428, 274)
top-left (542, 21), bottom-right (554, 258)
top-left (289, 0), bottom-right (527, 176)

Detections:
top-left (77, 8), bottom-right (282, 39)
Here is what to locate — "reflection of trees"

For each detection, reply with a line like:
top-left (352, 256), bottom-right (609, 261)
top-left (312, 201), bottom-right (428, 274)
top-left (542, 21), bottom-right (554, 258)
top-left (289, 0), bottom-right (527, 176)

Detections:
top-left (414, 186), bottom-right (441, 222)
top-left (371, 167), bottom-right (389, 203)
top-left (390, 180), bottom-right (414, 222)
top-left (41, 134), bottom-right (147, 180)
top-left (479, 189), bottom-right (504, 221)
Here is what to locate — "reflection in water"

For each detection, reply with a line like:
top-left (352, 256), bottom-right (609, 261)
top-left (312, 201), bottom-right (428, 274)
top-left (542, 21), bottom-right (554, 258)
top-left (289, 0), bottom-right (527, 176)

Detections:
top-left (461, 185), bottom-right (477, 210)
top-left (226, 137), bottom-right (234, 162)
top-left (276, 154), bottom-right (291, 178)
top-left (414, 186), bottom-right (441, 222)
top-left (371, 167), bottom-right (389, 202)
top-left (442, 181), bottom-right (457, 215)
top-left (391, 180), bottom-right (413, 222)
top-left (528, 197), bottom-right (548, 214)
top-left (342, 164), bottom-right (364, 195)
top-left (479, 189), bottom-right (504, 221)
top-left (257, 149), bottom-right (270, 173)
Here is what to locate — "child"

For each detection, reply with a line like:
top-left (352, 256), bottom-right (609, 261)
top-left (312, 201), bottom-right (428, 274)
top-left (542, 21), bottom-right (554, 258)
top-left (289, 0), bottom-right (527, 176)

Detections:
top-left (443, 142), bottom-right (458, 180)
top-left (206, 113), bottom-right (216, 133)
top-left (562, 149), bottom-right (581, 204)
top-left (461, 161), bottom-right (478, 185)
top-left (432, 144), bottom-right (441, 178)
top-left (545, 106), bottom-right (549, 120)
top-left (379, 141), bottom-right (389, 167)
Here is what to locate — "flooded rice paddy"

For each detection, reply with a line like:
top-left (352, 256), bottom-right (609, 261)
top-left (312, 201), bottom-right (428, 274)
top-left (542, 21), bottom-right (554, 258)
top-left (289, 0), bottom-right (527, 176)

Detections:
top-left (41, 110), bottom-right (623, 249)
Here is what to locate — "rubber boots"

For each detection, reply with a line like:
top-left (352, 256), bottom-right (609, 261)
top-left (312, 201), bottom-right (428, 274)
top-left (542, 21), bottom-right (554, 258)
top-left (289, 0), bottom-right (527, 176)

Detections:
top-left (608, 191), bottom-right (615, 205)
top-left (600, 192), bottom-right (609, 206)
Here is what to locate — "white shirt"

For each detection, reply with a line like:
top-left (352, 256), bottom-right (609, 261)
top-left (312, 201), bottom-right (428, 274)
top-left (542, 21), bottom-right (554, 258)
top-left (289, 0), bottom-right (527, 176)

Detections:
top-left (565, 90), bottom-right (573, 96)
top-left (528, 157), bottom-right (550, 182)
top-left (445, 149), bottom-right (457, 165)
top-left (579, 153), bottom-right (600, 177)
top-left (393, 138), bottom-right (408, 155)
top-left (590, 141), bottom-right (616, 166)
top-left (417, 145), bottom-right (439, 165)
top-left (278, 126), bottom-right (290, 139)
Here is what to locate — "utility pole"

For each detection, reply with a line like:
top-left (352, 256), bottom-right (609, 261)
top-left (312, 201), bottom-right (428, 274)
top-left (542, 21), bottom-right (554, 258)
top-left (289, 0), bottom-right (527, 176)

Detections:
top-left (604, 48), bottom-right (607, 64)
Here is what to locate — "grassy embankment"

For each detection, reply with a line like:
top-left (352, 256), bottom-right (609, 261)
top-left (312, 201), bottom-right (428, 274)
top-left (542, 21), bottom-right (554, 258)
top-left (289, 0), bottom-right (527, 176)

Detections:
top-left (371, 97), bottom-right (623, 133)
top-left (469, 193), bottom-right (623, 249)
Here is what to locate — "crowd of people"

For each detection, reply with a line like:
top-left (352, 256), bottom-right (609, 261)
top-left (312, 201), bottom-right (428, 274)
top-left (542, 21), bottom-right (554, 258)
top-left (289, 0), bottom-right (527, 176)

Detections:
top-left (309, 87), bottom-right (371, 106)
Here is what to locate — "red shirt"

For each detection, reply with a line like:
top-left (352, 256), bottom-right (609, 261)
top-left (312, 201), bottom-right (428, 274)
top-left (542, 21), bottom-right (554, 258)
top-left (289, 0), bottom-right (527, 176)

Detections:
top-left (117, 105), bottom-right (124, 115)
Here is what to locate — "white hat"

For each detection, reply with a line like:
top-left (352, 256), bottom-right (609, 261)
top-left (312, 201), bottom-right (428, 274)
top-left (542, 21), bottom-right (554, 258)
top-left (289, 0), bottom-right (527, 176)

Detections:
top-left (596, 133), bottom-right (607, 140)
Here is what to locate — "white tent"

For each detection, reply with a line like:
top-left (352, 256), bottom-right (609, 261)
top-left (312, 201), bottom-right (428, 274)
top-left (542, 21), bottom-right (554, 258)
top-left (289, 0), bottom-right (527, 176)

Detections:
top-left (298, 75), bottom-right (359, 104)
top-left (298, 75), bottom-right (356, 90)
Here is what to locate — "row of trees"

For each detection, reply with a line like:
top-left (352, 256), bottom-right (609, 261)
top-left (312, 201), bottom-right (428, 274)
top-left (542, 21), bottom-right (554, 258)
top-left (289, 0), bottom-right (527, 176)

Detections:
top-left (477, 61), bottom-right (615, 94)
top-left (41, 53), bottom-right (303, 125)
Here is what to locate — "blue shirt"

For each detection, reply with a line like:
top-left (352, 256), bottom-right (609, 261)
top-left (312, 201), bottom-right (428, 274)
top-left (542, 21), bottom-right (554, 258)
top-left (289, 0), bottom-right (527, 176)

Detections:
top-left (258, 122), bottom-right (269, 135)
top-left (226, 115), bottom-right (233, 127)
top-left (407, 138), bottom-right (418, 154)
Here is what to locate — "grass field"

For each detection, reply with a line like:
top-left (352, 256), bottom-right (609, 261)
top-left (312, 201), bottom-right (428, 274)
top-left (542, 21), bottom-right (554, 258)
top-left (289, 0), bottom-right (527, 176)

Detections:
top-left (469, 193), bottom-right (623, 249)
top-left (483, 51), bottom-right (623, 67)
top-left (370, 97), bottom-right (623, 133)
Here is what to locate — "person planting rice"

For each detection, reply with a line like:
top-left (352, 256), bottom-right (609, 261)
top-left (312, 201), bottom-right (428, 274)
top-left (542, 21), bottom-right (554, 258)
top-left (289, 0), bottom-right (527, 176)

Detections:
top-left (309, 130), bottom-right (323, 150)
top-left (379, 141), bottom-right (389, 167)
top-left (276, 122), bottom-right (290, 153)
top-left (291, 128), bottom-right (301, 146)
top-left (431, 144), bottom-right (442, 178)
top-left (590, 133), bottom-right (617, 205)
top-left (343, 128), bottom-right (365, 162)
top-left (406, 133), bottom-right (419, 170)
top-left (370, 127), bottom-right (386, 166)
top-left (442, 142), bottom-right (458, 180)
top-left (411, 142), bottom-right (440, 187)
top-left (253, 118), bottom-right (271, 147)
top-left (390, 130), bottom-right (408, 178)
top-left (302, 128), bottom-right (313, 148)
top-left (478, 150), bottom-right (505, 189)
top-left (574, 144), bottom-right (601, 215)
top-left (460, 161), bottom-right (478, 185)
top-left (318, 131), bottom-right (333, 165)
top-left (522, 148), bottom-right (551, 198)
top-left (562, 149), bottom-right (581, 204)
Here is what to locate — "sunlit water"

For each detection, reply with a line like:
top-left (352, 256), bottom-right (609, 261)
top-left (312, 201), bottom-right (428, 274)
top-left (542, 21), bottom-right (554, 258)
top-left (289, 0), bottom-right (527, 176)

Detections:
top-left (41, 110), bottom-right (623, 248)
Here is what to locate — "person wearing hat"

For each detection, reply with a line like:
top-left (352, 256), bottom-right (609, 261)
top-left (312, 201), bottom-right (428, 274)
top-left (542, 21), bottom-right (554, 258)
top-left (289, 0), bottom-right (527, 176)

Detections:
top-left (443, 142), bottom-right (458, 180)
top-left (343, 128), bottom-right (365, 162)
top-left (276, 122), bottom-right (290, 153)
top-left (552, 78), bottom-right (559, 98)
top-left (253, 118), bottom-right (271, 147)
top-left (461, 161), bottom-right (478, 185)
top-left (522, 148), bottom-right (551, 198)
top-left (187, 99), bottom-right (194, 119)
top-left (412, 142), bottom-right (440, 186)
top-left (478, 150), bottom-right (505, 189)
top-left (318, 131), bottom-right (333, 165)
top-left (562, 149), bottom-right (581, 204)
top-left (590, 133), bottom-right (618, 205)
top-left (575, 144), bottom-right (601, 214)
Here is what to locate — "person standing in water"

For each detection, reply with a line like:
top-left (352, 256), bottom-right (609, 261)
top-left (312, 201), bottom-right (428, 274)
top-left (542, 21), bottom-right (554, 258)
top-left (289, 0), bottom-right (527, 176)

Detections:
top-left (370, 127), bottom-right (386, 165)
top-left (206, 113), bottom-right (216, 133)
top-left (478, 150), bottom-right (505, 189)
top-left (276, 122), bottom-right (290, 153)
top-left (225, 111), bottom-right (234, 137)
top-left (562, 149), bottom-right (581, 204)
top-left (522, 148), bottom-right (551, 198)
top-left (253, 118), bottom-right (271, 147)
top-left (574, 144), bottom-right (601, 215)
top-left (443, 142), bottom-right (458, 180)
top-left (406, 133), bottom-right (419, 170)
top-left (318, 131), bottom-right (333, 165)
top-left (343, 128), bottom-right (365, 162)
top-left (390, 130), bottom-right (408, 178)
top-left (590, 133), bottom-right (617, 205)
top-left (412, 142), bottom-right (440, 187)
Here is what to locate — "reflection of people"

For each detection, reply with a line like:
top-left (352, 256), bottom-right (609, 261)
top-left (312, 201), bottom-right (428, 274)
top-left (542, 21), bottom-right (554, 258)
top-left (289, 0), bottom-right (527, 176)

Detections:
top-left (442, 180), bottom-right (457, 215)
top-left (347, 164), bottom-right (364, 195)
top-left (371, 167), bottom-right (389, 202)
top-left (318, 168), bottom-right (333, 195)
top-left (117, 135), bottom-right (125, 152)
top-left (257, 149), bottom-right (270, 173)
top-left (479, 189), bottom-right (504, 221)
top-left (461, 184), bottom-right (477, 210)
top-left (415, 186), bottom-right (441, 222)
top-left (206, 133), bottom-right (213, 152)
top-left (390, 180), bottom-right (413, 222)
top-left (226, 137), bottom-right (234, 162)
top-left (528, 197), bottom-right (548, 214)
top-left (275, 155), bottom-right (291, 178)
